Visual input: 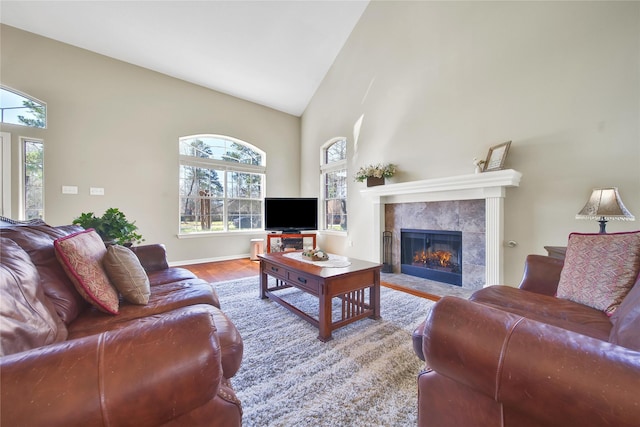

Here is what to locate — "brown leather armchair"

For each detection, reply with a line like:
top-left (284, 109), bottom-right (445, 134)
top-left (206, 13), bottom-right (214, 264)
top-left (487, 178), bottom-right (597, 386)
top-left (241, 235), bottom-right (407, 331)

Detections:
top-left (414, 254), bottom-right (640, 427)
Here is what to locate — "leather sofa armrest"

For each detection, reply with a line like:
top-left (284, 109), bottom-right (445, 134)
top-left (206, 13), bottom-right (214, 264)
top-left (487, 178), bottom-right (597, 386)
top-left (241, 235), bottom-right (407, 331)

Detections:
top-left (517, 254), bottom-right (564, 296)
top-left (1, 306), bottom-right (223, 427)
top-left (423, 297), bottom-right (640, 427)
top-left (415, 254), bottom-right (564, 363)
top-left (412, 320), bottom-right (427, 361)
top-left (129, 243), bottom-right (170, 271)
top-left (423, 296), bottom-right (524, 397)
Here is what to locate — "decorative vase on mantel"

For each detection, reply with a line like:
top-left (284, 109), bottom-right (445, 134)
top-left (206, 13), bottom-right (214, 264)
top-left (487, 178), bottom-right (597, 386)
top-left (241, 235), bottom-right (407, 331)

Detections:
top-left (366, 176), bottom-right (385, 187)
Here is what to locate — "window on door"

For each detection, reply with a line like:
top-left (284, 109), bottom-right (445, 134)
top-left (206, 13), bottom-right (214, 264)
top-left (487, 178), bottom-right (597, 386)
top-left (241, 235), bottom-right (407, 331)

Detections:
top-left (1, 132), bottom-right (11, 217)
top-left (21, 138), bottom-right (44, 220)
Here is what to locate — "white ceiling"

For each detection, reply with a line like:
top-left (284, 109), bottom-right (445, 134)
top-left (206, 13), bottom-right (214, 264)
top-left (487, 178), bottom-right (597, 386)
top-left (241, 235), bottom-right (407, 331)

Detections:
top-left (0, 1), bottom-right (369, 116)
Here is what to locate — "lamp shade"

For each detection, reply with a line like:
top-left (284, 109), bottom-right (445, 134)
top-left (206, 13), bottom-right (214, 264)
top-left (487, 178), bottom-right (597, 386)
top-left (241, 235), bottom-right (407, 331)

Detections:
top-left (576, 187), bottom-right (635, 221)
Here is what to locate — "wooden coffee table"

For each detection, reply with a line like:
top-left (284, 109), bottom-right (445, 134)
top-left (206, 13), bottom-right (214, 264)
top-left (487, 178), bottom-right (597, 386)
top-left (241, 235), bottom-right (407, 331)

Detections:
top-left (258, 251), bottom-right (381, 342)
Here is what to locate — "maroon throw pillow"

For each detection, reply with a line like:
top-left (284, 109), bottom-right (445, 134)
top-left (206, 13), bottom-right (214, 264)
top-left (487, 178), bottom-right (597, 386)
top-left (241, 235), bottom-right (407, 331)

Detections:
top-left (556, 231), bottom-right (640, 315)
top-left (54, 229), bottom-right (119, 314)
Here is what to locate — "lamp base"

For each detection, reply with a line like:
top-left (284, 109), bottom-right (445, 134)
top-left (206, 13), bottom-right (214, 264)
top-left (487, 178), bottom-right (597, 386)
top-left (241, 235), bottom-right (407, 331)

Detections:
top-left (598, 217), bottom-right (607, 234)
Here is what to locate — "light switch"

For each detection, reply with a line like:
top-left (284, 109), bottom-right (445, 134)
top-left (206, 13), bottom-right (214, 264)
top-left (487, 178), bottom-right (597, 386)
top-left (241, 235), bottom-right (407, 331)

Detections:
top-left (90, 187), bottom-right (105, 196)
top-left (62, 186), bottom-right (78, 194)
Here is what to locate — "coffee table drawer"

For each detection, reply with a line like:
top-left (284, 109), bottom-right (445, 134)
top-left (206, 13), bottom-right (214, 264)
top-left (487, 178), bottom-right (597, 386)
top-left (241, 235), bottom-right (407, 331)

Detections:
top-left (287, 271), bottom-right (319, 294)
top-left (263, 262), bottom-right (287, 281)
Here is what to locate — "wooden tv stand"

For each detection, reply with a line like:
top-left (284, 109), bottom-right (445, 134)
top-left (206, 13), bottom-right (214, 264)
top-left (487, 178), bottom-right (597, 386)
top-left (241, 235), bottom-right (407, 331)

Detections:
top-left (266, 233), bottom-right (316, 253)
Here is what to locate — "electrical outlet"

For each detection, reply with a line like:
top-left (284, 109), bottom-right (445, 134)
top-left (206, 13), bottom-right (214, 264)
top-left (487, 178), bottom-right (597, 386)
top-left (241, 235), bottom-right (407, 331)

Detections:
top-left (90, 187), bottom-right (105, 196)
top-left (62, 186), bottom-right (78, 194)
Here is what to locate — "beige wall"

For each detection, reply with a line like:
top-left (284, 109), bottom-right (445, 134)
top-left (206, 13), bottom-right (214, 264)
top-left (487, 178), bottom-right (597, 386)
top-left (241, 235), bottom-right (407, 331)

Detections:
top-left (1, 24), bottom-right (301, 264)
top-left (3, 1), bottom-right (639, 281)
top-left (302, 1), bottom-right (640, 284)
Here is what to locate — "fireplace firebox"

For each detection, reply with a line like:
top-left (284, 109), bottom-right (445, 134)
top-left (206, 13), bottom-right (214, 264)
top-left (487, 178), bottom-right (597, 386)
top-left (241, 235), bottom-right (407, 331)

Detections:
top-left (400, 229), bottom-right (462, 286)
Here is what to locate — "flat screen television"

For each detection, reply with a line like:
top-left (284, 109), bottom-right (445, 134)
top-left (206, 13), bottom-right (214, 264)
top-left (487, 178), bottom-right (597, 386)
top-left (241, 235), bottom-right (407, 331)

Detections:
top-left (264, 197), bottom-right (318, 233)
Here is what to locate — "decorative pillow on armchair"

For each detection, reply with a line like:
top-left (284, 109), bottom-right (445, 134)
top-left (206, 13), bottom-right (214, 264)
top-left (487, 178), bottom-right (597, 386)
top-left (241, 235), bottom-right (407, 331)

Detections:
top-left (103, 244), bottom-right (150, 305)
top-left (557, 231), bottom-right (640, 315)
top-left (54, 229), bottom-right (119, 314)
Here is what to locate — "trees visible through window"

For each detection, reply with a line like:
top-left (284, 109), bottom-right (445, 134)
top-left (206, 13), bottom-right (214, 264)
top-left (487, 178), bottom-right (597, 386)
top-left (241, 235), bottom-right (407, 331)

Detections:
top-left (0, 86), bottom-right (46, 128)
top-left (23, 139), bottom-right (44, 220)
top-left (321, 138), bottom-right (347, 231)
top-left (179, 135), bottom-right (265, 234)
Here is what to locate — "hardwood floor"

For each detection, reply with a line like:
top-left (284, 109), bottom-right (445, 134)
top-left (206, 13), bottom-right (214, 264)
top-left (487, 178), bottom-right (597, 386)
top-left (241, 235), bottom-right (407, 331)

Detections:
top-left (180, 257), bottom-right (439, 301)
top-left (181, 258), bottom-right (260, 282)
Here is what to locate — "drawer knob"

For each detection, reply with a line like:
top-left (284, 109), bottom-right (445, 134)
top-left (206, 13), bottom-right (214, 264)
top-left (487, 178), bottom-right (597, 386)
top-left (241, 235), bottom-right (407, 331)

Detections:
top-left (297, 277), bottom-right (307, 284)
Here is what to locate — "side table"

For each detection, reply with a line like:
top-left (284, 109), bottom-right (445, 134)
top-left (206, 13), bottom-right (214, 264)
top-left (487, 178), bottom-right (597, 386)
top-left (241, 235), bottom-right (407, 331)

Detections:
top-left (544, 246), bottom-right (566, 261)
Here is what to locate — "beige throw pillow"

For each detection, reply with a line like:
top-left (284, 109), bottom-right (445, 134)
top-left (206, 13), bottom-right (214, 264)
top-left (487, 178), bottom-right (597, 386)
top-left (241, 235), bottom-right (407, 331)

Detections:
top-left (103, 245), bottom-right (150, 305)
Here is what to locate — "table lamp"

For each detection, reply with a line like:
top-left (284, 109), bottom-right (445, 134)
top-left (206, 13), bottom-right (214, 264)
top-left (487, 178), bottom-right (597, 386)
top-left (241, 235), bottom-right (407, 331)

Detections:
top-left (576, 187), bottom-right (635, 233)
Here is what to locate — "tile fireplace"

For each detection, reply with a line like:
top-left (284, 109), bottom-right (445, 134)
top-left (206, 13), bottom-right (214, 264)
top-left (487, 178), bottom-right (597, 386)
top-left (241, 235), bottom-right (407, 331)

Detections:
top-left (388, 200), bottom-right (485, 289)
top-left (401, 229), bottom-right (463, 286)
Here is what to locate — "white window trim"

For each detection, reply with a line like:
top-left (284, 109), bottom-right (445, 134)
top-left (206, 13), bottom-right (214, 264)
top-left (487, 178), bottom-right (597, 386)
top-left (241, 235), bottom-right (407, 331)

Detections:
top-left (179, 155), bottom-right (266, 175)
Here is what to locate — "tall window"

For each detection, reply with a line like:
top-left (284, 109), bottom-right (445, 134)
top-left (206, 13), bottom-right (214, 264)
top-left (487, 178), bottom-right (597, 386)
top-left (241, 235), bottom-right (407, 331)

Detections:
top-left (22, 138), bottom-right (44, 220)
top-left (321, 138), bottom-right (347, 231)
top-left (0, 86), bottom-right (46, 128)
top-left (179, 135), bottom-right (265, 234)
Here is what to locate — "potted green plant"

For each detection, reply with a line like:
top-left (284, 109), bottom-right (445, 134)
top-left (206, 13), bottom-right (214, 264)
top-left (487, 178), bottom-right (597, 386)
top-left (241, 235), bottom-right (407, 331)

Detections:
top-left (72, 208), bottom-right (144, 246)
top-left (354, 163), bottom-right (397, 187)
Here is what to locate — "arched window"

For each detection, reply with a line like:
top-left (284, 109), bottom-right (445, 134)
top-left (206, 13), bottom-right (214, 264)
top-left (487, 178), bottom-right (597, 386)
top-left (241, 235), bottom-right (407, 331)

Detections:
top-left (320, 138), bottom-right (347, 231)
top-left (0, 86), bottom-right (46, 128)
top-left (179, 134), bottom-right (266, 234)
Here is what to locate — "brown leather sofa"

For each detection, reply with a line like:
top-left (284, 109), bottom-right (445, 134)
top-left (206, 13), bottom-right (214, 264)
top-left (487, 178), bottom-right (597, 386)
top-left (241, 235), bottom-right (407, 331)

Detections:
top-left (413, 254), bottom-right (640, 427)
top-left (0, 223), bottom-right (243, 426)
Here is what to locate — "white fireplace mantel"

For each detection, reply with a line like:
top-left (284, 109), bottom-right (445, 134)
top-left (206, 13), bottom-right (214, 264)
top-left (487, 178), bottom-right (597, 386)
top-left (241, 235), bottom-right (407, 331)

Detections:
top-left (360, 169), bottom-right (522, 287)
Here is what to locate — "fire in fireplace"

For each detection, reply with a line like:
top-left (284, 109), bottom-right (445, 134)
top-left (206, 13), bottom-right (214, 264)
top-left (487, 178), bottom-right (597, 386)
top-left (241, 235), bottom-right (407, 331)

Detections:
top-left (401, 229), bottom-right (462, 286)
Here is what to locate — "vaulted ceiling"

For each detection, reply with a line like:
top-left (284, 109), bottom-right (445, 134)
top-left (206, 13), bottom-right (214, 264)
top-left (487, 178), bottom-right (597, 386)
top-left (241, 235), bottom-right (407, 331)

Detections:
top-left (0, 1), bottom-right (369, 116)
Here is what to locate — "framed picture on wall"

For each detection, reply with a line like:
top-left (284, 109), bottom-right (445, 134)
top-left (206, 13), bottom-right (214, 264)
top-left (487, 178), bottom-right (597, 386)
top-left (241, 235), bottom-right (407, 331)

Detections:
top-left (482, 141), bottom-right (511, 172)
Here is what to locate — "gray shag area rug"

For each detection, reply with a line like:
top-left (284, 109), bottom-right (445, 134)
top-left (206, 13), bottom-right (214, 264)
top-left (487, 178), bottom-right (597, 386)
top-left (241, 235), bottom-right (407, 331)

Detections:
top-left (214, 276), bottom-right (434, 427)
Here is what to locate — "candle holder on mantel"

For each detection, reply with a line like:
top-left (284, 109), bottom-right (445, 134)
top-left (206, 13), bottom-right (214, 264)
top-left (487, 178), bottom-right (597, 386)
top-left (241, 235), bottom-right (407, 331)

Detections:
top-left (382, 231), bottom-right (393, 273)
